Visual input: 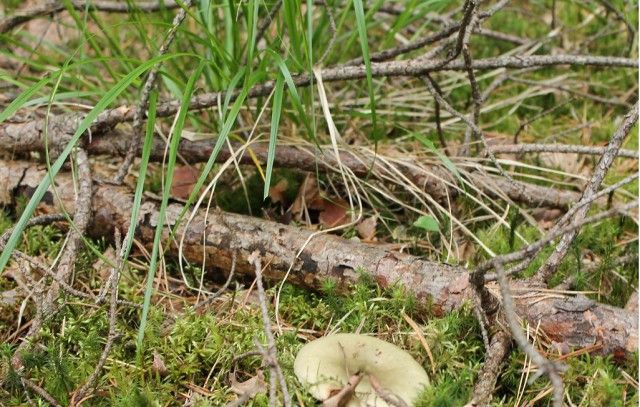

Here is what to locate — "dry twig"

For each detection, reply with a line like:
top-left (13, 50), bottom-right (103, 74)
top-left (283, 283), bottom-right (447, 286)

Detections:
top-left (113, 0), bottom-right (193, 183)
top-left (532, 102), bottom-right (638, 285)
top-left (248, 251), bottom-right (291, 407)
top-left (0, 0), bottom-right (183, 33)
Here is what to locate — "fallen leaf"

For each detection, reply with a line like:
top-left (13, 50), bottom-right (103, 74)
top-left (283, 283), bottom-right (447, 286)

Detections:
top-left (230, 370), bottom-right (266, 397)
top-left (152, 351), bottom-right (168, 376)
top-left (269, 179), bottom-right (289, 204)
top-left (170, 166), bottom-right (200, 200)
top-left (318, 199), bottom-right (349, 228)
top-left (413, 215), bottom-right (440, 232)
top-left (356, 216), bottom-right (377, 241)
top-left (290, 175), bottom-right (322, 219)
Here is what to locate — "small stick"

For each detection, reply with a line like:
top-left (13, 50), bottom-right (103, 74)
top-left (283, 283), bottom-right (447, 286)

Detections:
top-left (0, 0), bottom-right (183, 33)
top-left (478, 201), bottom-right (637, 281)
top-left (248, 251), bottom-right (291, 407)
top-left (70, 229), bottom-right (123, 405)
top-left (486, 143), bottom-right (638, 159)
top-left (368, 374), bottom-right (409, 407)
top-left (112, 0), bottom-right (194, 183)
top-left (465, 330), bottom-right (511, 406)
top-left (20, 377), bottom-right (62, 407)
top-left (194, 251), bottom-right (237, 309)
top-left (493, 260), bottom-right (564, 407)
top-left (532, 102), bottom-right (638, 285)
top-left (322, 373), bottom-right (363, 407)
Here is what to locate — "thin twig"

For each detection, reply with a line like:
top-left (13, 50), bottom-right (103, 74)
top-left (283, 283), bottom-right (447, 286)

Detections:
top-left (113, 0), bottom-right (193, 183)
top-left (424, 74), bottom-right (450, 155)
top-left (194, 251), bottom-right (237, 309)
top-left (460, 0), bottom-right (482, 157)
top-left (15, 148), bottom-right (93, 355)
top-left (486, 143), bottom-right (639, 159)
top-left (0, 0), bottom-right (183, 33)
top-left (492, 172), bottom-right (639, 280)
top-left (247, 251), bottom-right (291, 407)
top-left (368, 374), bottom-right (409, 407)
top-left (465, 330), bottom-right (511, 407)
top-left (493, 260), bottom-right (564, 407)
top-left (478, 201), bottom-right (638, 281)
top-left (255, 0), bottom-right (283, 46)
top-left (317, 0), bottom-right (337, 66)
top-left (0, 213), bottom-right (66, 247)
top-left (21, 377), bottom-right (62, 407)
top-left (422, 65), bottom-right (523, 193)
top-left (532, 102), bottom-right (638, 285)
top-left (71, 229), bottom-right (123, 405)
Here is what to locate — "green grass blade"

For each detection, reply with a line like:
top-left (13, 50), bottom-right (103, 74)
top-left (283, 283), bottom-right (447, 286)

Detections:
top-left (352, 0), bottom-right (378, 139)
top-left (245, 0), bottom-right (259, 73)
top-left (0, 53), bottom-right (186, 274)
top-left (0, 74), bottom-right (54, 122)
top-left (264, 75), bottom-right (285, 199)
top-left (136, 61), bottom-right (205, 352)
top-left (166, 80), bottom-right (253, 245)
top-left (283, 0), bottom-right (303, 66)
top-left (122, 89), bottom-right (158, 261)
top-left (267, 51), bottom-right (313, 137)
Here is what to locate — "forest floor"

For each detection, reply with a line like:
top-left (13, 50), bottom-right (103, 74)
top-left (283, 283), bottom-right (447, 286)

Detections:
top-left (0, 0), bottom-right (638, 406)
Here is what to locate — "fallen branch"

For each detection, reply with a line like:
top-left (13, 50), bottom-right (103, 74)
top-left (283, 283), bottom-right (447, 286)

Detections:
top-left (0, 158), bottom-right (636, 356)
top-left (487, 143), bottom-right (638, 159)
top-left (113, 0), bottom-right (193, 183)
top-left (533, 102), bottom-right (638, 284)
top-left (1, 126), bottom-right (602, 210)
top-left (465, 330), bottom-right (511, 407)
top-left (0, 0), bottom-right (182, 34)
top-left (1, 54), bottom-right (635, 143)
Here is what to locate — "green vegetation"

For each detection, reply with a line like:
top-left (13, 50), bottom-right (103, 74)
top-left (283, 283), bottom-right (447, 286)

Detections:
top-left (0, 0), bottom-right (638, 405)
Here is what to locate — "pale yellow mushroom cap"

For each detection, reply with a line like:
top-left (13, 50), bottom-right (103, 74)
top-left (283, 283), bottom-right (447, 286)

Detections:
top-left (294, 333), bottom-right (430, 406)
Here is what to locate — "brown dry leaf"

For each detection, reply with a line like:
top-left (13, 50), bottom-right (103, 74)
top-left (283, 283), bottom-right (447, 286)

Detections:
top-left (318, 199), bottom-right (350, 229)
top-left (356, 216), bottom-right (377, 242)
top-left (170, 166), bottom-right (200, 200)
top-left (152, 351), bottom-right (168, 376)
top-left (290, 175), bottom-right (350, 228)
top-left (230, 370), bottom-right (266, 397)
top-left (269, 179), bottom-right (288, 204)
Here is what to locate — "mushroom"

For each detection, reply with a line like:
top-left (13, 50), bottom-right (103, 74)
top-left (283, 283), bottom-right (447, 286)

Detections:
top-left (294, 333), bottom-right (430, 406)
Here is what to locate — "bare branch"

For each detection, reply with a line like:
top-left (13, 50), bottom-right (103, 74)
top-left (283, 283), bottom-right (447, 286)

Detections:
top-left (533, 102), bottom-right (638, 284)
top-left (113, 0), bottom-right (193, 183)
top-left (0, 0), bottom-right (183, 33)
top-left (492, 260), bottom-right (564, 407)
top-left (465, 330), bottom-right (511, 407)
top-left (487, 143), bottom-right (639, 159)
top-left (248, 252), bottom-right (291, 407)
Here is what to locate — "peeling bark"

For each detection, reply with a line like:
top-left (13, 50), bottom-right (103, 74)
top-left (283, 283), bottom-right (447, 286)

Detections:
top-left (0, 158), bottom-right (636, 356)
